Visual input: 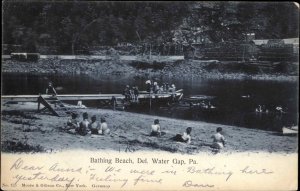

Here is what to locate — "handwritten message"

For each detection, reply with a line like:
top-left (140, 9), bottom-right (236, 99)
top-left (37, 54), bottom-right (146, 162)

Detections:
top-left (2, 151), bottom-right (294, 191)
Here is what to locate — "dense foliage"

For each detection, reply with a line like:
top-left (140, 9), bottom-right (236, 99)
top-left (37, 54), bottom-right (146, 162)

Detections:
top-left (2, 1), bottom-right (298, 54)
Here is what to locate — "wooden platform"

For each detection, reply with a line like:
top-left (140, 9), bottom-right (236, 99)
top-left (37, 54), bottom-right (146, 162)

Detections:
top-left (1, 91), bottom-right (183, 116)
top-left (1, 92), bottom-right (183, 102)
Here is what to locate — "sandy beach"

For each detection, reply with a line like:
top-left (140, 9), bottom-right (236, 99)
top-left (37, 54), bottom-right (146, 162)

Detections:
top-left (1, 102), bottom-right (298, 154)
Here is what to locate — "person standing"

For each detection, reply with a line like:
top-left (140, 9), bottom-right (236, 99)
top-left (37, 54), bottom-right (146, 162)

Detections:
top-left (153, 82), bottom-right (160, 94)
top-left (166, 83), bottom-right (169, 92)
top-left (163, 83), bottom-right (166, 92)
top-left (146, 80), bottom-right (152, 93)
top-left (170, 84), bottom-right (176, 101)
top-left (123, 85), bottom-right (131, 101)
top-left (129, 87), bottom-right (134, 101)
top-left (133, 86), bottom-right (139, 102)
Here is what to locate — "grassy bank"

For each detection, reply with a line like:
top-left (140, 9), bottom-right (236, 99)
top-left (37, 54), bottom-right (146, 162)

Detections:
top-left (1, 102), bottom-right (298, 154)
top-left (2, 59), bottom-right (298, 82)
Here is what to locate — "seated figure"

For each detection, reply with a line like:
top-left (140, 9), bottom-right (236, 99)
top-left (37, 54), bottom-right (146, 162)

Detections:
top-left (211, 127), bottom-right (226, 150)
top-left (64, 113), bottom-right (79, 133)
top-left (171, 127), bottom-right (192, 144)
top-left (89, 115), bottom-right (100, 135)
top-left (99, 117), bottom-right (110, 135)
top-left (150, 119), bottom-right (161, 137)
top-left (77, 112), bottom-right (90, 136)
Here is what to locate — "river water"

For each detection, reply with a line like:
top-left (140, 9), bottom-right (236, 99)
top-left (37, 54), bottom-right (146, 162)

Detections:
top-left (2, 73), bottom-right (298, 132)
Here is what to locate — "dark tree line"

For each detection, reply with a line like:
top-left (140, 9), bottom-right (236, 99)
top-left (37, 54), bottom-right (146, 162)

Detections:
top-left (2, 1), bottom-right (298, 54)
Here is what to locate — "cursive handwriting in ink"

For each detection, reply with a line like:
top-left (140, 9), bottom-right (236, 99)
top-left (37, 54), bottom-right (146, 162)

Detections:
top-left (49, 163), bottom-right (82, 173)
top-left (161, 169), bottom-right (177, 175)
top-left (130, 169), bottom-right (155, 176)
top-left (182, 180), bottom-right (214, 188)
top-left (240, 166), bottom-right (274, 174)
top-left (133, 175), bottom-right (162, 186)
top-left (105, 166), bottom-right (121, 173)
top-left (12, 172), bottom-right (75, 187)
top-left (187, 166), bottom-right (233, 181)
top-left (10, 158), bottom-right (44, 171)
top-left (90, 173), bottom-right (129, 188)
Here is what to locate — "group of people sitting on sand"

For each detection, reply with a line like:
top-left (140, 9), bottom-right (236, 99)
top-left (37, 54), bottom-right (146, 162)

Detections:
top-left (62, 113), bottom-right (225, 151)
top-left (150, 119), bottom-right (226, 151)
top-left (63, 112), bottom-right (110, 136)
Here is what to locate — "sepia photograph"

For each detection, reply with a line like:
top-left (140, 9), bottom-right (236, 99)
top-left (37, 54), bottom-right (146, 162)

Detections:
top-left (1, 1), bottom-right (298, 190)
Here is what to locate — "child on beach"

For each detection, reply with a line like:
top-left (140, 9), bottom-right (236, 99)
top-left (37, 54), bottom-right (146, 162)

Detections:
top-left (67, 113), bottom-right (79, 128)
top-left (77, 112), bottom-right (90, 136)
top-left (150, 119), bottom-right (161, 137)
top-left (171, 127), bottom-right (192, 144)
top-left (64, 112), bottom-right (79, 133)
top-left (211, 127), bottom-right (226, 150)
top-left (99, 117), bottom-right (110, 135)
top-left (89, 115), bottom-right (100, 134)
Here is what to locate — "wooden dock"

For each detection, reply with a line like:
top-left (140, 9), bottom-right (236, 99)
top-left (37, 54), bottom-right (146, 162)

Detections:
top-left (1, 92), bottom-right (183, 102)
top-left (1, 94), bottom-right (124, 102)
top-left (1, 90), bottom-right (183, 116)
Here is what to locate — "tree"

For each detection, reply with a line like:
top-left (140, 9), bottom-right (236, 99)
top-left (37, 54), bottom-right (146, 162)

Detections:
top-left (2, 2), bottom-right (298, 54)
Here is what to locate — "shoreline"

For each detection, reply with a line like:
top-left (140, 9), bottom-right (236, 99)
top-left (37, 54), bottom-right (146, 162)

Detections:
top-left (1, 102), bottom-right (298, 154)
top-left (2, 59), bottom-right (299, 82)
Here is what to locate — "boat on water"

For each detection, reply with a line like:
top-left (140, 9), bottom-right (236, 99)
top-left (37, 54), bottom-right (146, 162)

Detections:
top-left (282, 126), bottom-right (298, 135)
top-left (179, 95), bottom-right (217, 110)
top-left (135, 89), bottom-right (183, 102)
top-left (186, 95), bottom-right (216, 101)
top-left (124, 89), bottom-right (184, 108)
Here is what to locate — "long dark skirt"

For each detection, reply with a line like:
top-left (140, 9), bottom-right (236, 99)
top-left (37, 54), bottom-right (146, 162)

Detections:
top-left (150, 131), bottom-right (166, 137)
top-left (150, 131), bottom-right (160, 136)
top-left (90, 128), bottom-right (99, 135)
top-left (171, 134), bottom-right (187, 142)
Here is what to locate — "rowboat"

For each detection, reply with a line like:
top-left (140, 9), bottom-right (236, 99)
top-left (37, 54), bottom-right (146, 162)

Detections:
top-left (282, 126), bottom-right (298, 135)
top-left (185, 95), bottom-right (215, 101)
top-left (178, 95), bottom-right (217, 111)
top-left (136, 89), bottom-right (184, 102)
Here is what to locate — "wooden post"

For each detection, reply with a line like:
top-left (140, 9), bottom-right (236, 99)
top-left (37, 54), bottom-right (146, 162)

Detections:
top-left (111, 96), bottom-right (116, 111)
top-left (38, 99), bottom-right (41, 111)
top-left (149, 91), bottom-right (152, 112)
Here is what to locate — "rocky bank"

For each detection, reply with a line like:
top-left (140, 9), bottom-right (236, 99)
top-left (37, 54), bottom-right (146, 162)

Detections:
top-left (2, 59), bottom-right (299, 81)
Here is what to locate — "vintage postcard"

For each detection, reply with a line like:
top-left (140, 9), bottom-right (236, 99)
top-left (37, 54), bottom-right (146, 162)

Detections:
top-left (1, 1), bottom-right (298, 190)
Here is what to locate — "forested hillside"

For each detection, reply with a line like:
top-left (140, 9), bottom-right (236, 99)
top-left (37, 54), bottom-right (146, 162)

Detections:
top-left (2, 1), bottom-right (299, 54)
